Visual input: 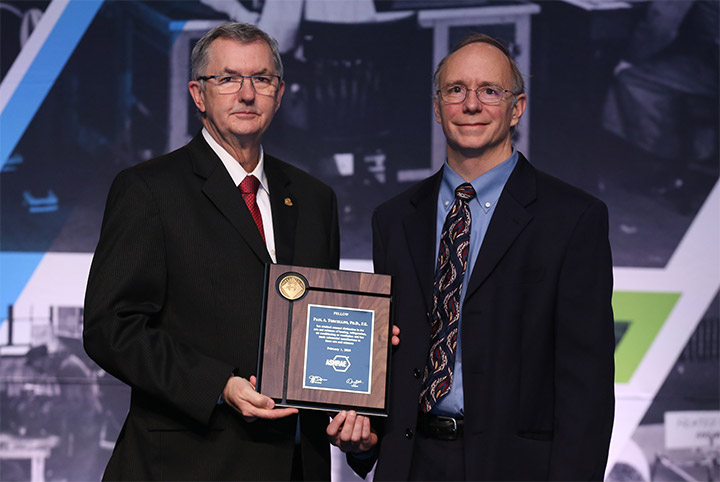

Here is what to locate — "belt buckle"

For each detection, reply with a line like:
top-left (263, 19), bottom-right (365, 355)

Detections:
top-left (436, 415), bottom-right (458, 441)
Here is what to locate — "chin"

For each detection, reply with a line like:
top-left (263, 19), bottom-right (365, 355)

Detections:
top-left (457, 140), bottom-right (492, 151)
top-left (228, 125), bottom-right (262, 137)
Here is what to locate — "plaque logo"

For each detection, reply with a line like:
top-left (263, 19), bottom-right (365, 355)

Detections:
top-left (277, 272), bottom-right (308, 301)
top-left (326, 355), bottom-right (351, 372)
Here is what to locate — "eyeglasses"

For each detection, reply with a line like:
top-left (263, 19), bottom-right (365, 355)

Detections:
top-left (437, 85), bottom-right (517, 105)
top-left (196, 74), bottom-right (282, 95)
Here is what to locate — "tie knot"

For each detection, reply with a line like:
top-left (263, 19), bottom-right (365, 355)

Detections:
top-left (455, 183), bottom-right (476, 201)
top-left (240, 175), bottom-right (260, 195)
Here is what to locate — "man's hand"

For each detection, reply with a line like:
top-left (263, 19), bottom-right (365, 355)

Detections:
top-left (327, 410), bottom-right (378, 453)
top-left (392, 325), bottom-right (400, 346)
top-left (223, 375), bottom-right (298, 420)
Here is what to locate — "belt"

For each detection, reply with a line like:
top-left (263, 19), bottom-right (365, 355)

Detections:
top-left (416, 412), bottom-right (464, 440)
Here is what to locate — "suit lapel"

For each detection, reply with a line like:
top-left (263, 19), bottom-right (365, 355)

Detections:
top-left (265, 155), bottom-right (297, 265)
top-left (464, 154), bottom-right (536, 301)
top-left (188, 134), bottom-right (272, 264)
top-left (403, 169), bottom-right (443, 313)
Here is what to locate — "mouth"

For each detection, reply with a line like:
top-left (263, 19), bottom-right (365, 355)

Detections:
top-left (231, 111), bottom-right (259, 117)
top-left (456, 121), bottom-right (488, 127)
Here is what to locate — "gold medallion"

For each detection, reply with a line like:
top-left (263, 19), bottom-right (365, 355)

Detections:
top-left (277, 273), bottom-right (307, 301)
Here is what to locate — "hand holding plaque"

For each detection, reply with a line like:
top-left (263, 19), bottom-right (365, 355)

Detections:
top-left (257, 264), bottom-right (392, 416)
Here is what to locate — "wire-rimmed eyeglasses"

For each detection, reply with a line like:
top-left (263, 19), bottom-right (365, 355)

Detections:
top-left (196, 74), bottom-right (282, 96)
top-left (437, 84), bottom-right (518, 105)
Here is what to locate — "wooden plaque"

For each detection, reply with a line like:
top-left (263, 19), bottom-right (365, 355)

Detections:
top-left (257, 264), bottom-right (392, 416)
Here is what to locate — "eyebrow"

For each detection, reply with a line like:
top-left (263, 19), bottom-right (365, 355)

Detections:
top-left (443, 80), bottom-right (504, 87)
top-left (221, 67), bottom-right (273, 76)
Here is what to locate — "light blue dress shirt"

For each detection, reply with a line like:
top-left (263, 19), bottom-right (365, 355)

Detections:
top-left (431, 150), bottom-right (518, 417)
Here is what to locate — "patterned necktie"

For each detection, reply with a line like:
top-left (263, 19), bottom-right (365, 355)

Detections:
top-left (239, 175), bottom-right (265, 243)
top-left (419, 182), bottom-right (476, 413)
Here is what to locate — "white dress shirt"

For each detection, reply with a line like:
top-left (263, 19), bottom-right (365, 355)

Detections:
top-left (202, 128), bottom-right (277, 262)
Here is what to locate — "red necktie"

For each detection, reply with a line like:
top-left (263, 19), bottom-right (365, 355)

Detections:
top-left (239, 175), bottom-right (265, 243)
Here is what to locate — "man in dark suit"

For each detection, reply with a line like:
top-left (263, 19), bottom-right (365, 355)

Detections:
top-left (330, 34), bottom-right (615, 480)
top-left (83, 23), bottom-right (338, 481)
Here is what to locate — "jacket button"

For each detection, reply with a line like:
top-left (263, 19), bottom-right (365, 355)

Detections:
top-left (405, 428), bottom-right (414, 439)
top-left (413, 368), bottom-right (421, 379)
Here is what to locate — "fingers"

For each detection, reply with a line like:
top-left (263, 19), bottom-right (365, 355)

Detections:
top-left (392, 325), bottom-right (400, 346)
top-left (326, 410), bottom-right (347, 437)
top-left (351, 412), bottom-right (367, 442)
top-left (360, 414), bottom-right (372, 440)
top-left (327, 411), bottom-right (378, 453)
top-left (223, 376), bottom-right (298, 419)
top-left (249, 406), bottom-right (299, 419)
top-left (239, 382), bottom-right (274, 410)
top-left (341, 410), bottom-right (360, 442)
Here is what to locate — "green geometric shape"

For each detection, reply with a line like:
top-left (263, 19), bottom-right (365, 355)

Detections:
top-left (612, 291), bottom-right (681, 383)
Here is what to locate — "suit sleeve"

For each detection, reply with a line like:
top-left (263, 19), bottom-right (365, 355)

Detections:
top-left (549, 199), bottom-right (615, 480)
top-left (83, 169), bottom-right (233, 426)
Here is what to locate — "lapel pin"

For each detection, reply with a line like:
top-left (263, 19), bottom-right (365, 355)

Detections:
top-left (284, 197), bottom-right (293, 206)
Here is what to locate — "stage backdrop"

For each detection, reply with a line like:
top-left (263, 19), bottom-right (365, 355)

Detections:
top-left (1, 1), bottom-right (718, 481)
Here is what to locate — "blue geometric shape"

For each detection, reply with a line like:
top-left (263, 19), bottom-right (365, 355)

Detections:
top-left (0, 0), bottom-right (105, 168)
top-left (1, 0), bottom-right (105, 322)
top-left (0, 252), bottom-right (45, 322)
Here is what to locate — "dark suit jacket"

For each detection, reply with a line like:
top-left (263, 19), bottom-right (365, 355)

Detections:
top-left (83, 133), bottom-right (339, 481)
top-left (370, 154), bottom-right (615, 481)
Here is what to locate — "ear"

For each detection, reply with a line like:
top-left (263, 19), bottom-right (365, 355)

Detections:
top-left (510, 93), bottom-right (527, 127)
top-left (273, 80), bottom-right (286, 113)
top-left (433, 95), bottom-right (442, 124)
top-left (188, 81), bottom-right (206, 114)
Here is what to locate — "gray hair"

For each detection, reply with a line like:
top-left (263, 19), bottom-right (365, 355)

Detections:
top-left (191, 22), bottom-right (283, 82)
top-left (433, 33), bottom-right (524, 95)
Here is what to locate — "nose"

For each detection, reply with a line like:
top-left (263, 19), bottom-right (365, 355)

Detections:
top-left (237, 78), bottom-right (256, 102)
top-left (462, 89), bottom-right (482, 113)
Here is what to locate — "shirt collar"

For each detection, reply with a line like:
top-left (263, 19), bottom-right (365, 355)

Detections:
top-left (441, 149), bottom-right (518, 213)
top-left (202, 127), bottom-right (269, 194)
